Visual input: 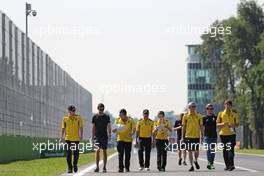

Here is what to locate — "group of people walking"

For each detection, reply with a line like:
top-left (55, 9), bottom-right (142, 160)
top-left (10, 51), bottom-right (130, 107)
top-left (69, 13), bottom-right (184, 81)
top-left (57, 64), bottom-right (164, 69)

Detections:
top-left (59, 99), bottom-right (239, 173)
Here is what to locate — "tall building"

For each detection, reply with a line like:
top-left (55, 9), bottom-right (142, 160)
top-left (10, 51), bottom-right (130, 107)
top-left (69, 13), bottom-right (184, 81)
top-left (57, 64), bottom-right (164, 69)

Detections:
top-left (0, 11), bottom-right (92, 162)
top-left (186, 44), bottom-right (221, 114)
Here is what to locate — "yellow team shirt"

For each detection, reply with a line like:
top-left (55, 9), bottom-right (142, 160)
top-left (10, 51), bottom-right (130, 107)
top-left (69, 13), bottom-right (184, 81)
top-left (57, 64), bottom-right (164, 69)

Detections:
top-left (182, 112), bottom-right (203, 139)
top-left (154, 119), bottom-right (171, 140)
top-left (61, 115), bottom-right (83, 141)
top-left (115, 117), bottom-right (136, 142)
top-left (136, 118), bottom-right (154, 138)
top-left (217, 110), bottom-right (239, 136)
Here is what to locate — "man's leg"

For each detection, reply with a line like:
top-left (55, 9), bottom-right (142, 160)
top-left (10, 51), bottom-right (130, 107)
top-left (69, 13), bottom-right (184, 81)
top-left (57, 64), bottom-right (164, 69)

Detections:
top-left (189, 151), bottom-right (193, 166)
top-left (156, 140), bottom-right (162, 170)
top-left (228, 135), bottom-right (236, 170)
top-left (161, 140), bottom-right (168, 169)
top-left (117, 141), bottom-right (125, 171)
top-left (102, 138), bottom-right (108, 170)
top-left (66, 141), bottom-right (73, 172)
top-left (95, 149), bottom-right (100, 169)
top-left (221, 136), bottom-right (229, 168)
top-left (145, 138), bottom-right (152, 168)
top-left (73, 142), bottom-right (80, 172)
top-left (124, 142), bottom-right (132, 171)
top-left (138, 138), bottom-right (145, 168)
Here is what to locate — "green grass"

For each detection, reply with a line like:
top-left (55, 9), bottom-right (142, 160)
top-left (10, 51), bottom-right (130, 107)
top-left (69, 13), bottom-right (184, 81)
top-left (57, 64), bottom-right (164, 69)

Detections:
top-left (236, 149), bottom-right (264, 155)
top-left (0, 149), bottom-right (116, 176)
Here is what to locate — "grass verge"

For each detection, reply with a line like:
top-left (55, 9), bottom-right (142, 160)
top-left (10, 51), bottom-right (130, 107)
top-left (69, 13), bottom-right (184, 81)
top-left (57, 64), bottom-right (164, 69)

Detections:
top-left (0, 149), bottom-right (116, 176)
top-left (236, 149), bottom-right (264, 155)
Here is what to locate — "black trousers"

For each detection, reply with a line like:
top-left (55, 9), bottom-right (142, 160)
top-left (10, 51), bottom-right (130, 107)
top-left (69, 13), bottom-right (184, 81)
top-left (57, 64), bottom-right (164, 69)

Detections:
top-left (156, 139), bottom-right (168, 169)
top-left (220, 135), bottom-right (236, 168)
top-left (138, 137), bottom-right (152, 168)
top-left (66, 140), bottom-right (79, 169)
top-left (117, 141), bottom-right (132, 170)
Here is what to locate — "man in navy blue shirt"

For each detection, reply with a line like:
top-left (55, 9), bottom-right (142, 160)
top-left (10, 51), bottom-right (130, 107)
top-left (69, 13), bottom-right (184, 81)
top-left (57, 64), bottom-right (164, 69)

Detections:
top-left (203, 104), bottom-right (217, 170)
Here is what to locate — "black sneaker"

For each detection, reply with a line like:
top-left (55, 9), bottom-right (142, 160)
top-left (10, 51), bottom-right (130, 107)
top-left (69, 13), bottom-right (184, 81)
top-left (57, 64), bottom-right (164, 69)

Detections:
top-left (158, 167), bottom-right (162, 171)
top-left (94, 167), bottom-right (99, 172)
top-left (229, 166), bottom-right (235, 171)
top-left (194, 161), bottom-right (200, 170)
top-left (73, 165), bottom-right (78, 173)
top-left (118, 169), bottom-right (124, 173)
top-left (178, 158), bottom-right (182, 165)
top-left (67, 169), bottom-right (73, 173)
top-left (160, 168), bottom-right (165, 172)
top-left (125, 168), bottom-right (130, 172)
top-left (189, 166), bottom-right (194, 172)
top-left (103, 167), bottom-right (107, 173)
top-left (224, 167), bottom-right (229, 171)
top-left (183, 161), bottom-right (187, 166)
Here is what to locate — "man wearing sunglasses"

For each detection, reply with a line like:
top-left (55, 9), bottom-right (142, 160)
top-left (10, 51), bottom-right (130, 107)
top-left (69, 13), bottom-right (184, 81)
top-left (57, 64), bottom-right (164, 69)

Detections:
top-left (203, 104), bottom-right (217, 170)
top-left (60, 105), bottom-right (83, 173)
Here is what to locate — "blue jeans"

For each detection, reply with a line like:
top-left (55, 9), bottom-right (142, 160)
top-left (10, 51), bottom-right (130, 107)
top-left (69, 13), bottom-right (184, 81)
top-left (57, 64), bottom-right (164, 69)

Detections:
top-left (204, 136), bottom-right (217, 164)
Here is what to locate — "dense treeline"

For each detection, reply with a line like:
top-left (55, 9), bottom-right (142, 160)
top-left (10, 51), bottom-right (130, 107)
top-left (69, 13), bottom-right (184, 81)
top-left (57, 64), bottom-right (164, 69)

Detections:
top-left (199, 0), bottom-right (264, 149)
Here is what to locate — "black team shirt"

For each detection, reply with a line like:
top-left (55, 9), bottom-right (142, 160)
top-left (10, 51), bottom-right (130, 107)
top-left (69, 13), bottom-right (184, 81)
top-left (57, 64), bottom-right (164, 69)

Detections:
top-left (203, 114), bottom-right (217, 138)
top-left (92, 114), bottom-right (110, 139)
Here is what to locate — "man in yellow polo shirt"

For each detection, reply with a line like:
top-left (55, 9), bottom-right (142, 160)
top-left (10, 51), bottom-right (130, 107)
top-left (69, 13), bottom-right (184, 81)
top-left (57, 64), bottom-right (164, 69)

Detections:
top-left (60, 105), bottom-right (83, 173)
top-left (153, 111), bottom-right (172, 172)
top-left (136, 109), bottom-right (154, 171)
top-left (113, 109), bottom-right (136, 172)
top-left (182, 102), bottom-right (203, 172)
top-left (217, 99), bottom-right (239, 171)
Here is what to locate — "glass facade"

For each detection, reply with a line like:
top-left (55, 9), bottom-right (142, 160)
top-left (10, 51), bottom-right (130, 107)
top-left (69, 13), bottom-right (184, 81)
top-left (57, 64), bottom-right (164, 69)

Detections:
top-left (186, 45), bottom-right (221, 113)
top-left (0, 11), bottom-right (92, 138)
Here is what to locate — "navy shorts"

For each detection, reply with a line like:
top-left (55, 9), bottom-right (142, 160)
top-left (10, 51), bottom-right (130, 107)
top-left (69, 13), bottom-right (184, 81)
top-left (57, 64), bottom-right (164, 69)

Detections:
top-left (94, 138), bottom-right (108, 150)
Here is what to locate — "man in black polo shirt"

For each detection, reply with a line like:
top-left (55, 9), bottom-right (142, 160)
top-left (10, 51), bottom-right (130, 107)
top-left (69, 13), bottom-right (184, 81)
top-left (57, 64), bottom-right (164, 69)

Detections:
top-left (203, 104), bottom-right (217, 170)
top-left (92, 103), bottom-right (111, 173)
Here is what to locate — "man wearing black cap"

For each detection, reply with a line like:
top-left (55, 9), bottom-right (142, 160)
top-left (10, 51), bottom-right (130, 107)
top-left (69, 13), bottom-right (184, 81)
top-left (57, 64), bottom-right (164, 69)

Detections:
top-left (136, 109), bottom-right (154, 171)
top-left (60, 105), bottom-right (83, 173)
top-left (92, 103), bottom-right (111, 173)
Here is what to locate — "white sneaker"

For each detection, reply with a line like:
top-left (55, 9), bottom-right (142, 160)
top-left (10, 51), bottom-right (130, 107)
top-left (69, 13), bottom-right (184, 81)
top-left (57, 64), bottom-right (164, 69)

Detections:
top-left (145, 168), bottom-right (150, 171)
top-left (139, 167), bottom-right (144, 171)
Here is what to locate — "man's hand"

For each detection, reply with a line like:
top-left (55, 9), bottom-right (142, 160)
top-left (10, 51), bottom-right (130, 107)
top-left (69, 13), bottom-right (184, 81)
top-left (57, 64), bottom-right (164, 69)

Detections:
top-left (112, 128), bottom-right (117, 133)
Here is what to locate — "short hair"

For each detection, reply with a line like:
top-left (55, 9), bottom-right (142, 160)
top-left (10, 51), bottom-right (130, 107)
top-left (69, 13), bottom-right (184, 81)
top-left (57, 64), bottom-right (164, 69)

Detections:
top-left (143, 109), bottom-right (149, 115)
top-left (206, 104), bottom-right (214, 109)
top-left (97, 103), bottom-right (105, 109)
top-left (158, 111), bottom-right (165, 117)
top-left (119, 109), bottom-right (127, 115)
top-left (68, 105), bottom-right (76, 112)
top-left (188, 102), bottom-right (196, 108)
top-left (224, 99), bottom-right (232, 106)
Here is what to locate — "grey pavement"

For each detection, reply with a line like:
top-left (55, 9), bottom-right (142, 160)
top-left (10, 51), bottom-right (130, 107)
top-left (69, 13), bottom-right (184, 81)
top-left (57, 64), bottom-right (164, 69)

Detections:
top-left (61, 149), bottom-right (264, 176)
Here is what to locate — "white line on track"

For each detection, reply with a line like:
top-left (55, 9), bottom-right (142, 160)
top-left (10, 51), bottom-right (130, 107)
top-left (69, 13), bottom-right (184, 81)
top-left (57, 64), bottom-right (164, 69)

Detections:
top-left (199, 158), bottom-right (259, 173)
top-left (235, 152), bottom-right (264, 157)
top-left (73, 152), bottom-right (118, 176)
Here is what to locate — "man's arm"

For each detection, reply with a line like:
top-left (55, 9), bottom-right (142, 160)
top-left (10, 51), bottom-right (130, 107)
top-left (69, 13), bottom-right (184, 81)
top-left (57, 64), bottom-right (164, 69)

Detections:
top-left (79, 127), bottom-right (83, 141)
top-left (92, 123), bottom-right (95, 140)
top-left (60, 128), bottom-right (65, 142)
top-left (181, 124), bottom-right (186, 141)
top-left (107, 122), bottom-right (112, 139)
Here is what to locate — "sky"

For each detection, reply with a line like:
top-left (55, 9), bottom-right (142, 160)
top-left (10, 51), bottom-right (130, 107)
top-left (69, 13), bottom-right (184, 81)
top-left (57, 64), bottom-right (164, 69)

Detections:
top-left (1, 0), bottom-right (262, 118)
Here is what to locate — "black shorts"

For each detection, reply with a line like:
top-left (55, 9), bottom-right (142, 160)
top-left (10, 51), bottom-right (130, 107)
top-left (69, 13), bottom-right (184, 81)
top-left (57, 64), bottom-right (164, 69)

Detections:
top-left (185, 138), bottom-right (200, 151)
top-left (94, 138), bottom-right (108, 150)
